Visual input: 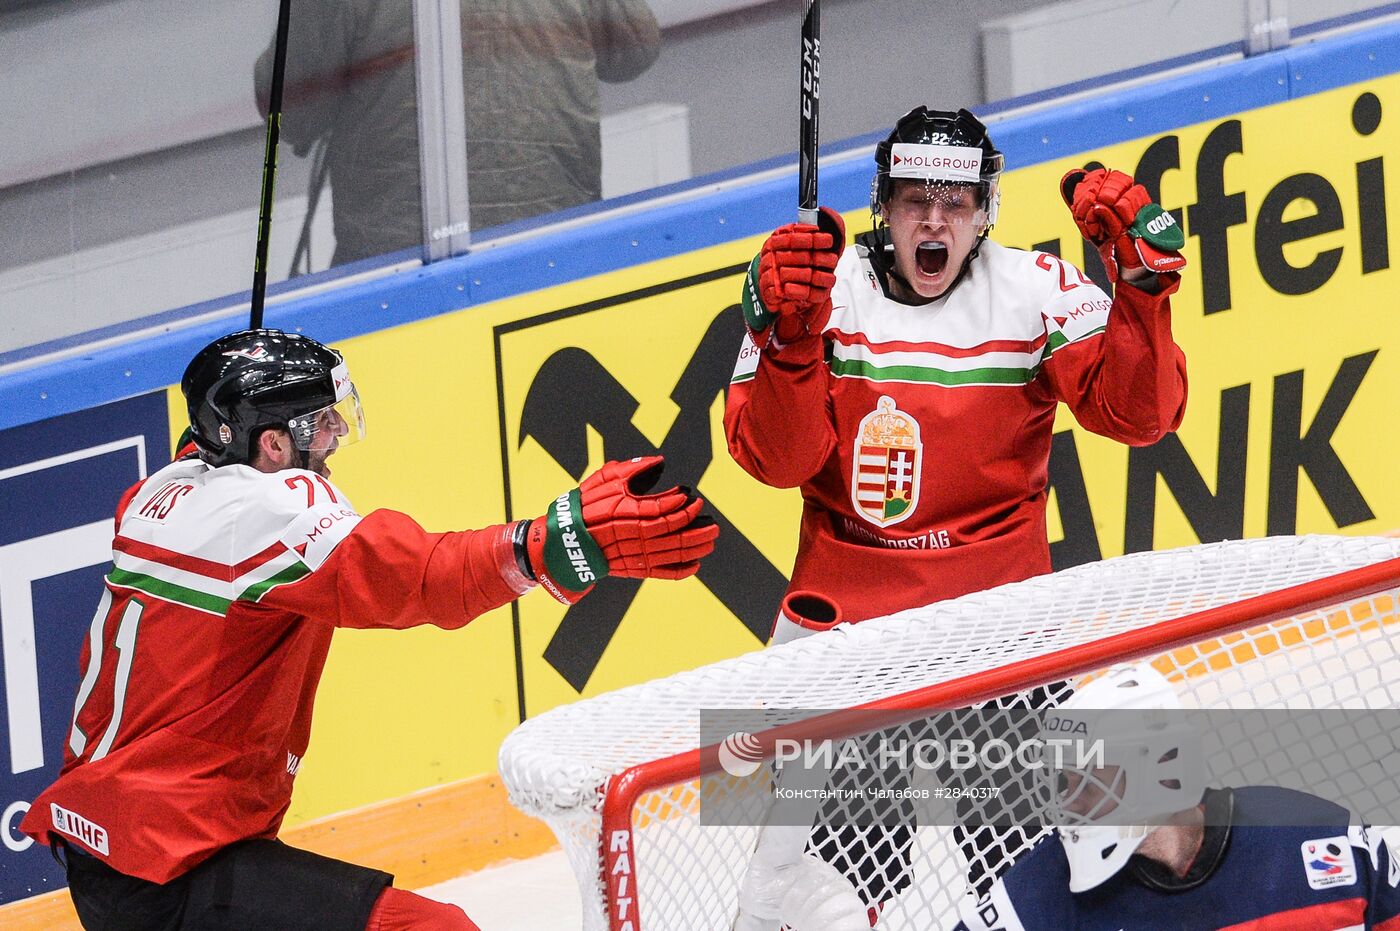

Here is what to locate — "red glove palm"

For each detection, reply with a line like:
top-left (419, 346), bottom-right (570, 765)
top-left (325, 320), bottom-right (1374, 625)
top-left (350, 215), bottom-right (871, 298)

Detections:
top-left (1062, 168), bottom-right (1186, 281)
top-left (756, 206), bottom-right (846, 341)
top-left (527, 456), bottom-right (719, 604)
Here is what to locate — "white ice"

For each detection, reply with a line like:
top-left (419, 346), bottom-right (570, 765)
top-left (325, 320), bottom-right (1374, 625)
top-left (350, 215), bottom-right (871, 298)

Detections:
top-left (422, 849), bottom-right (583, 930)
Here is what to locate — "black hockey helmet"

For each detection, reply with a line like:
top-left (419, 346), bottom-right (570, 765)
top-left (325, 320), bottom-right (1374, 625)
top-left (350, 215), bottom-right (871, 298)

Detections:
top-left (872, 106), bottom-right (1004, 226)
top-left (181, 328), bottom-right (364, 467)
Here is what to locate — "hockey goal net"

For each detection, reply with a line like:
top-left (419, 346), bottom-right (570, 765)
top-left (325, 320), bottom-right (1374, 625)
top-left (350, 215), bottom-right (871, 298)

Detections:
top-left (498, 536), bottom-right (1400, 930)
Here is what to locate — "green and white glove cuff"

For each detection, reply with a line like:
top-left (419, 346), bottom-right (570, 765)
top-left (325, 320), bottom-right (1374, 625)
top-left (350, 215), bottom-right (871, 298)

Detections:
top-left (543, 488), bottom-right (609, 592)
top-left (1129, 203), bottom-right (1185, 251)
top-left (742, 253), bottom-right (774, 334)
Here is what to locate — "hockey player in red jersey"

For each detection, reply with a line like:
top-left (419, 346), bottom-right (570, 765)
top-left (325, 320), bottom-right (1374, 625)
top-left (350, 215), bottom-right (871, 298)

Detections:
top-left (725, 106), bottom-right (1190, 928)
top-left (725, 106), bottom-right (1189, 626)
top-left (21, 328), bottom-right (718, 931)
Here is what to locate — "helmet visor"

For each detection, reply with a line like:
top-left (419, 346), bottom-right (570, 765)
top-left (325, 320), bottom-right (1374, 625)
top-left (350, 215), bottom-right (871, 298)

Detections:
top-left (288, 385), bottom-right (365, 454)
top-left (883, 179), bottom-right (994, 229)
top-left (881, 140), bottom-right (1002, 230)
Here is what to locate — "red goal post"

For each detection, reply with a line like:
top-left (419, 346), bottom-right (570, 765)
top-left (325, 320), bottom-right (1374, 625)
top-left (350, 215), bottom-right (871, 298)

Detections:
top-left (499, 536), bottom-right (1400, 931)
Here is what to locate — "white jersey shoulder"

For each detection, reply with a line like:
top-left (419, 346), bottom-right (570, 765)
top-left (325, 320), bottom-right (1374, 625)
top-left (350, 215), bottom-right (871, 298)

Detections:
top-left (816, 241), bottom-right (1111, 389)
top-left (831, 240), bottom-right (1111, 348)
top-left (1352, 823), bottom-right (1400, 883)
top-left (727, 240), bottom-right (1112, 388)
top-left (113, 459), bottom-right (361, 614)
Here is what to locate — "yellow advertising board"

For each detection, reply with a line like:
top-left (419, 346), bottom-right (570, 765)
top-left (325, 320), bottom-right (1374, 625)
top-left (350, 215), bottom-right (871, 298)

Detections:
top-left (994, 80), bottom-right (1399, 565)
top-left (156, 76), bottom-right (1398, 826)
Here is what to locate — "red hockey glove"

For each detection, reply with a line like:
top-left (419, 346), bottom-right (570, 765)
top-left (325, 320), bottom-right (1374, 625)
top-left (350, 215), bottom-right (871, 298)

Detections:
top-left (1061, 168), bottom-right (1186, 282)
top-left (526, 456), bottom-right (720, 604)
top-left (745, 206), bottom-right (845, 344)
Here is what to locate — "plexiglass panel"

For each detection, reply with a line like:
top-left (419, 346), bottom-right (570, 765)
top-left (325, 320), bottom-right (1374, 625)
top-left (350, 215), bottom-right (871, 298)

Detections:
top-left (0, 0), bottom-right (423, 356)
top-left (5, 0), bottom-right (1385, 357)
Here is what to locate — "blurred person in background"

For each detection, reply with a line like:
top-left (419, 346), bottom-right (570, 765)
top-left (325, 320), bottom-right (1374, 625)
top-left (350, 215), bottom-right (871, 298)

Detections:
top-left (256, 0), bottom-right (660, 267)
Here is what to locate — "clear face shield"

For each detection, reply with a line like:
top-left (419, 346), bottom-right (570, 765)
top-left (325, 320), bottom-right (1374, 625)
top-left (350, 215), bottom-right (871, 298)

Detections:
top-left (287, 362), bottom-right (366, 454)
top-left (883, 179), bottom-right (996, 230)
top-left (881, 142), bottom-right (1002, 227)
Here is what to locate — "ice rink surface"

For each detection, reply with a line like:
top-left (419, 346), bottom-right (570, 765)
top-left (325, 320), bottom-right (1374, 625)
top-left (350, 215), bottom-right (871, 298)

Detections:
top-left (423, 849), bottom-right (583, 930)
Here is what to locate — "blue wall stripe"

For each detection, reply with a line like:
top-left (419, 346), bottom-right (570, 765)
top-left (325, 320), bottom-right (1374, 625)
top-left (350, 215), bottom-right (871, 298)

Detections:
top-left (3, 17), bottom-right (1399, 434)
top-left (1293, 4), bottom-right (1400, 39)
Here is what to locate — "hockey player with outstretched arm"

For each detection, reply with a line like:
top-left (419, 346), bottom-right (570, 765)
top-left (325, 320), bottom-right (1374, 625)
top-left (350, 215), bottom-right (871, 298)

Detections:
top-left (20, 329), bottom-right (718, 931)
top-left (951, 664), bottom-right (1400, 931)
top-left (724, 106), bottom-right (1189, 625)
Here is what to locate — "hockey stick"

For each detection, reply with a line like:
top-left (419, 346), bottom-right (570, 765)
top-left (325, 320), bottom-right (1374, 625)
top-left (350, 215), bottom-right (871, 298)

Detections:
top-left (250, 0), bottom-right (293, 330)
top-left (798, 0), bottom-right (820, 225)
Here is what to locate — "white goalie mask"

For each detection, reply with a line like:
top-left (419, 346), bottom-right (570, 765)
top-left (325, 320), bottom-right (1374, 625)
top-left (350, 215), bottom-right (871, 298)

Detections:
top-left (1041, 663), bottom-right (1205, 893)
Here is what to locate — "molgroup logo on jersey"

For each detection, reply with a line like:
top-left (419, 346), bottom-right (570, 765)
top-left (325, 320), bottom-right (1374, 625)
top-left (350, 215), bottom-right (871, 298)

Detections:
top-left (0, 391), bottom-right (168, 904)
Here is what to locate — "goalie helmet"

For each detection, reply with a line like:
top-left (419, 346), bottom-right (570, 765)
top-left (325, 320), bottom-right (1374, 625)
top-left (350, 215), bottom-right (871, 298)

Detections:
top-left (182, 328), bottom-right (364, 467)
top-left (1042, 663), bottom-right (1205, 893)
top-left (871, 106), bottom-right (1004, 229)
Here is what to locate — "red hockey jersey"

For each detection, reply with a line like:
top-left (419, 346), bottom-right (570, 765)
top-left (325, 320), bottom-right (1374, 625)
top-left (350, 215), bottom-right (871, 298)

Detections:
top-left (724, 240), bottom-right (1187, 623)
top-left (22, 458), bottom-right (526, 883)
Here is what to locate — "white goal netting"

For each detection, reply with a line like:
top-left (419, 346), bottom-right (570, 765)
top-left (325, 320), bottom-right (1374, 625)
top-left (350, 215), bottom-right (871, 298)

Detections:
top-left (499, 536), bottom-right (1400, 930)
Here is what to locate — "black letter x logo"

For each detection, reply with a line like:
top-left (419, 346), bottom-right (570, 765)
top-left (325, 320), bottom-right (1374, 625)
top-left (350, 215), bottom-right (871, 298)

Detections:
top-left (518, 304), bottom-right (788, 690)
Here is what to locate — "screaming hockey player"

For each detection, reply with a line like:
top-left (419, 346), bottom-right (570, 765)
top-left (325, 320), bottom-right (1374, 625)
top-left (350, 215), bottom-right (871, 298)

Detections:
top-left (725, 104), bottom-right (1189, 626)
top-left (21, 328), bottom-right (718, 931)
top-left (723, 105), bottom-right (1190, 926)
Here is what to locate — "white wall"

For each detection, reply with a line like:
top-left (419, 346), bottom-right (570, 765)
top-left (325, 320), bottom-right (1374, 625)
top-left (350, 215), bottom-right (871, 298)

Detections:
top-left (0, 0), bottom-right (276, 188)
top-left (982, 0), bottom-right (1399, 100)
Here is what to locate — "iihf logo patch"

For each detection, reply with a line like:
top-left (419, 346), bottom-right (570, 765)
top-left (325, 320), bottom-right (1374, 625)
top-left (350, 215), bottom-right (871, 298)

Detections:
top-left (1301, 836), bottom-right (1357, 889)
top-left (851, 396), bottom-right (922, 527)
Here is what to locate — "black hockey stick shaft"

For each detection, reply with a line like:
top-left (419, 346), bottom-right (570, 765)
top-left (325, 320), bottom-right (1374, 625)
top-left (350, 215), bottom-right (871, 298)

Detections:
top-left (798, 0), bottom-right (820, 224)
top-left (250, 0), bottom-right (293, 330)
